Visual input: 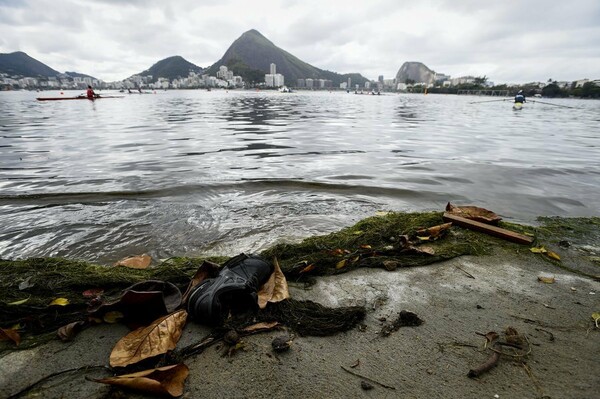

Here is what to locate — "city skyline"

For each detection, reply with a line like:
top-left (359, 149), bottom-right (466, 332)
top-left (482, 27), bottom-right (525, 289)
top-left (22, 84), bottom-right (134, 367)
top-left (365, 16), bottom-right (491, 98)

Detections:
top-left (1, 1), bottom-right (599, 84)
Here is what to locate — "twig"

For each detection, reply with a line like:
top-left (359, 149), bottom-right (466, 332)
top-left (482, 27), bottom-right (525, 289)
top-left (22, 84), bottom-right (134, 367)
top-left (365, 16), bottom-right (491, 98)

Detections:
top-left (7, 365), bottom-right (110, 399)
top-left (340, 365), bottom-right (396, 390)
top-left (521, 362), bottom-right (545, 397)
top-left (467, 349), bottom-right (501, 378)
top-left (534, 327), bottom-right (555, 342)
top-left (455, 265), bottom-right (475, 279)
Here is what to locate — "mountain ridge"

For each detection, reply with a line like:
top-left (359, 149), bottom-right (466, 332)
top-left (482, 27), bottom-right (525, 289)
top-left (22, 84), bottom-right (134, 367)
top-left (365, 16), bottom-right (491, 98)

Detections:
top-left (206, 29), bottom-right (369, 86)
top-left (134, 55), bottom-right (204, 82)
top-left (0, 51), bottom-right (61, 77)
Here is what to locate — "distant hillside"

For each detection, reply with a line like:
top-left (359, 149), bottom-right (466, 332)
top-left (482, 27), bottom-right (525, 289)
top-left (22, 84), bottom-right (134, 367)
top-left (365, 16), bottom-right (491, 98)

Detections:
top-left (0, 51), bottom-right (60, 77)
top-left (395, 62), bottom-right (436, 84)
top-left (136, 56), bottom-right (203, 82)
top-left (206, 29), bottom-right (369, 86)
top-left (65, 71), bottom-right (98, 80)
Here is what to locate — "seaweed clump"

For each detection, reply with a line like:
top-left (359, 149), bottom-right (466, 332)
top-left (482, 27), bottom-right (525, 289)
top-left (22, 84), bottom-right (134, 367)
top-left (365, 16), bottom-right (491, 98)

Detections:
top-left (261, 211), bottom-right (495, 280)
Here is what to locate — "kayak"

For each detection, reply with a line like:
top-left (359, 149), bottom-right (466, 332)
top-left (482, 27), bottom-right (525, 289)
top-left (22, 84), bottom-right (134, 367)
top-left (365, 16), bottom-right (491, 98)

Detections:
top-left (36, 95), bottom-right (124, 101)
top-left (513, 102), bottom-right (523, 110)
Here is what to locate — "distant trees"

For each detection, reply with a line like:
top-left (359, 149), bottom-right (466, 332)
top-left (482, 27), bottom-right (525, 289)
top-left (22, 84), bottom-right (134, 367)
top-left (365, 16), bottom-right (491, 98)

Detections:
top-left (473, 75), bottom-right (488, 85)
top-left (542, 82), bottom-right (566, 97)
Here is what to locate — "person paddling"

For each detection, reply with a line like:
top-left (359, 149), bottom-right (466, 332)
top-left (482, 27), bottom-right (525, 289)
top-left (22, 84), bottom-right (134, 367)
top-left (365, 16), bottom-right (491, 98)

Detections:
top-left (86, 85), bottom-right (98, 99)
top-left (514, 90), bottom-right (526, 104)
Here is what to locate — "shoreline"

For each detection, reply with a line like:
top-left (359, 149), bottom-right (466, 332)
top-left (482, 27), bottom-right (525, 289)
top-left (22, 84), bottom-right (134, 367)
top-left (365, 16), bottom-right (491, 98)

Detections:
top-left (1, 212), bottom-right (599, 398)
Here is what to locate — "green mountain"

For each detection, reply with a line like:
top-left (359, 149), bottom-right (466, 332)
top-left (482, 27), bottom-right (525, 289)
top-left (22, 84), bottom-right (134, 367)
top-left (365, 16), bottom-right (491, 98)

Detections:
top-left (136, 56), bottom-right (203, 82)
top-left (0, 51), bottom-right (60, 77)
top-left (206, 29), bottom-right (369, 86)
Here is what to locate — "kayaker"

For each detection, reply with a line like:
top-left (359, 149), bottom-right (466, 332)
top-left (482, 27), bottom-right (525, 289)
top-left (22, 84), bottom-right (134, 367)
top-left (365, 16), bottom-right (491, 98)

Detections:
top-left (514, 90), bottom-right (526, 104)
top-left (86, 85), bottom-right (97, 99)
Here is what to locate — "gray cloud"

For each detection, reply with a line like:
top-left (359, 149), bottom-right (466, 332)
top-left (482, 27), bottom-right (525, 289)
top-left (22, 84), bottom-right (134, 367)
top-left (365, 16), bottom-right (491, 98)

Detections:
top-left (0, 0), bottom-right (598, 83)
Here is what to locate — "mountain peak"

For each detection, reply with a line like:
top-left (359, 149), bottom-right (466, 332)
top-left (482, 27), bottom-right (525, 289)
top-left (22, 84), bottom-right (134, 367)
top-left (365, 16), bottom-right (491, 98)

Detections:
top-left (207, 30), bottom-right (368, 86)
top-left (0, 51), bottom-right (61, 77)
top-left (241, 29), bottom-right (264, 37)
top-left (135, 55), bottom-right (203, 82)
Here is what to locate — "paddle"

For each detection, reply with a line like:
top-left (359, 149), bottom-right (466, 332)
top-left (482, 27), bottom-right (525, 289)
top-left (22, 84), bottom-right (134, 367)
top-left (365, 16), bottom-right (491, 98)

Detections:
top-left (528, 99), bottom-right (575, 109)
top-left (469, 98), bottom-right (508, 104)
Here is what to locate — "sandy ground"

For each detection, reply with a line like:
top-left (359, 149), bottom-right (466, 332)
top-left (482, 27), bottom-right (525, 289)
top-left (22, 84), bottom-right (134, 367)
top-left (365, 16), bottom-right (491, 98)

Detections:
top-left (1, 248), bottom-right (599, 399)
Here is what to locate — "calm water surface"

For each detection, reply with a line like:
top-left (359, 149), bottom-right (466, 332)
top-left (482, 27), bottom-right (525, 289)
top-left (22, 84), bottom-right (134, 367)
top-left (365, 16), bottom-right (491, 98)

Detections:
top-left (1, 90), bottom-right (599, 263)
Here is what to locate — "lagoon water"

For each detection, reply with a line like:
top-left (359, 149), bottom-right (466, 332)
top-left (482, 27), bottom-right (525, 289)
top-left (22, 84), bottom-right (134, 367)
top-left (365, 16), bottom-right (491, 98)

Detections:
top-left (1, 90), bottom-right (599, 263)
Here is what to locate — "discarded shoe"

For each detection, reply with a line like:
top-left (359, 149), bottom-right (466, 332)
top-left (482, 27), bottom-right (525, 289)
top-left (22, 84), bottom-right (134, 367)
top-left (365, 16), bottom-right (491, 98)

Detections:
top-left (187, 253), bottom-right (273, 325)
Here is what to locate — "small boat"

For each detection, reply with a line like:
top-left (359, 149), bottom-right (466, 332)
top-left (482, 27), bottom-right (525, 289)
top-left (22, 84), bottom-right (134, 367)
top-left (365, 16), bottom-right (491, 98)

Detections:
top-left (513, 102), bottom-right (523, 110)
top-left (36, 95), bottom-right (124, 101)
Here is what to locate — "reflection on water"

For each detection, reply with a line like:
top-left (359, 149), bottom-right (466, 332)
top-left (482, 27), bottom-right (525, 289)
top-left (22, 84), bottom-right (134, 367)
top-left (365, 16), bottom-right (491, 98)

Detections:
top-left (1, 90), bottom-right (599, 263)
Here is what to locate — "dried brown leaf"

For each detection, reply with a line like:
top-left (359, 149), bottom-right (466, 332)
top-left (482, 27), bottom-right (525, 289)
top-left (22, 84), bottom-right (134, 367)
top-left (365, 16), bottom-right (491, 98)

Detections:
top-left (109, 310), bottom-right (187, 368)
top-left (258, 258), bottom-right (290, 309)
top-left (57, 320), bottom-right (88, 342)
top-left (0, 327), bottom-right (21, 346)
top-left (114, 254), bottom-right (152, 269)
top-left (538, 276), bottom-right (555, 284)
top-left (299, 263), bottom-right (316, 274)
top-left (241, 321), bottom-right (280, 333)
top-left (416, 246), bottom-right (436, 255)
top-left (416, 222), bottom-right (453, 239)
top-left (446, 202), bottom-right (501, 224)
top-left (93, 363), bottom-right (189, 397)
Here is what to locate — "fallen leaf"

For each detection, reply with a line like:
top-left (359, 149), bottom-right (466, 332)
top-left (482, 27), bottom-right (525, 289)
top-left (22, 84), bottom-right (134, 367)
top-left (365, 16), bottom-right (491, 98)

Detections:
top-left (0, 327), bottom-right (21, 346)
top-left (416, 222), bottom-right (452, 240)
top-left (57, 320), bottom-right (88, 342)
top-left (257, 258), bottom-right (290, 309)
top-left (530, 247), bottom-right (548, 254)
top-left (485, 331), bottom-right (499, 345)
top-left (114, 254), bottom-right (152, 269)
top-left (592, 312), bottom-right (600, 328)
top-left (241, 321), bottom-right (280, 333)
top-left (181, 260), bottom-right (221, 303)
top-left (8, 297), bottom-right (29, 306)
top-left (93, 363), bottom-right (189, 397)
top-left (49, 297), bottom-right (70, 306)
top-left (538, 276), bottom-right (555, 284)
top-left (330, 248), bottom-right (345, 256)
top-left (18, 276), bottom-right (35, 290)
top-left (352, 230), bottom-right (364, 235)
top-left (416, 246), bottom-right (436, 255)
top-left (445, 202), bottom-right (502, 224)
top-left (360, 244), bottom-right (372, 249)
top-left (109, 310), bottom-right (187, 368)
top-left (299, 263), bottom-right (316, 274)
top-left (103, 311), bottom-right (125, 324)
top-left (546, 251), bottom-right (561, 261)
top-left (336, 259), bottom-right (347, 269)
top-left (416, 236), bottom-right (430, 241)
top-left (83, 288), bottom-right (104, 298)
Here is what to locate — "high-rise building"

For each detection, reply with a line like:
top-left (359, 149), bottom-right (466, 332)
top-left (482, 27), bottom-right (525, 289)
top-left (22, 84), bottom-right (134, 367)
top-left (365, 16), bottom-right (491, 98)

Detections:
top-left (270, 63), bottom-right (276, 75)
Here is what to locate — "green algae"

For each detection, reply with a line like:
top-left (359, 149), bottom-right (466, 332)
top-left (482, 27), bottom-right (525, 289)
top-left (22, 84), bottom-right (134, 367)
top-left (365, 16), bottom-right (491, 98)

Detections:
top-left (1, 211), bottom-right (598, 346)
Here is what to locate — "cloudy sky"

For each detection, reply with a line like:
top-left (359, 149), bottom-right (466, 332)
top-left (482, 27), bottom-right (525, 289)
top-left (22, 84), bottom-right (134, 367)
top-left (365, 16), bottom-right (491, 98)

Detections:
top-left (1, 0), bottom-right (599, 83)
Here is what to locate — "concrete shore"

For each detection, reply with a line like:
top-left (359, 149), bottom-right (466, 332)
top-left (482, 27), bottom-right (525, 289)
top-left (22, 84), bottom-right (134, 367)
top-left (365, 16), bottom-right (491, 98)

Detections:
top-left (1, 245), bottom-right (599, 399)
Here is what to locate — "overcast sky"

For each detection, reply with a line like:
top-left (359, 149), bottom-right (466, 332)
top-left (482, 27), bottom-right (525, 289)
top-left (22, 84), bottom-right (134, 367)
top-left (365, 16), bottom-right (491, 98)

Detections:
top-left (1, 0), bottom-right (599, 84)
